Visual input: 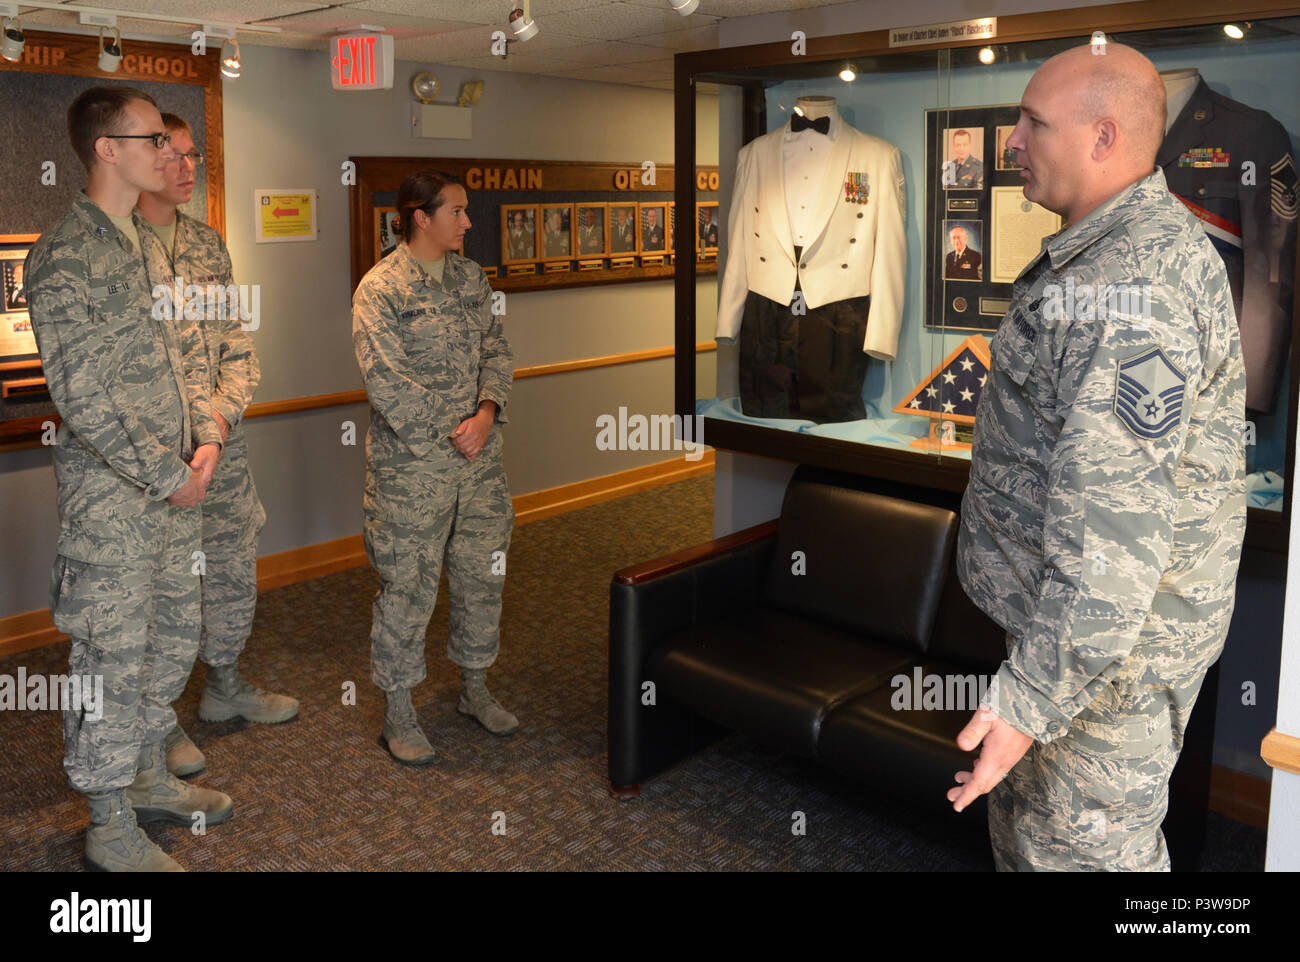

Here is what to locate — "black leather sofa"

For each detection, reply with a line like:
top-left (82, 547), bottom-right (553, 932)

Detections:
top-left (608, 465), bottom-right (1216, 867)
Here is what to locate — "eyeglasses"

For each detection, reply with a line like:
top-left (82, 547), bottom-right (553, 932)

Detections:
top-left (105, 132), bottom-right (172, 150)
top-left (166, 150), bottom-right (205, 167)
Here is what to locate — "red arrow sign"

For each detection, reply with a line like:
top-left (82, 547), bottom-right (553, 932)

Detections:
top-left (273, 207), bottom-right (300, 218)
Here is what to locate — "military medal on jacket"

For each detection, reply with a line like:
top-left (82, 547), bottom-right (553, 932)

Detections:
top-left (844, 172), bottom-right (869, 204)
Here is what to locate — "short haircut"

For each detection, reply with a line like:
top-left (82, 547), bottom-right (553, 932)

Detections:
top-left (68, 86), bottom-right (158, 171)
top-left (952, 129), bottom-right (971, 142)
top-left (160, 112), bottom-right (192, 134)
top-left (394, 170), bottom-right (463, 243)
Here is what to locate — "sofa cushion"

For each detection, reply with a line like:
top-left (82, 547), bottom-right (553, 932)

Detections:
top-left (646, 606), bottom-right (915, 759)
top-left (763, 479), bottom-right (957, 654)
top-left (817, 658), bottom-right (995, 817)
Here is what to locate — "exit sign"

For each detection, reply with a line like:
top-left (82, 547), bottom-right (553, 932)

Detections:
top-left (331, 32), bottom-right (394, 90)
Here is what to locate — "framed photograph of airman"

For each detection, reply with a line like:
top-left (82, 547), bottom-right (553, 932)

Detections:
top-left (696, 201), bottom-right (719, 258)
top-left (609, 204), bottom-right (638, 256)
top-left (501, 204), bottom-right (539, 265)
top-left (995, 125), bottom-right (1021, 171)
top-left (575, 203), bottom-right (608, 258)
top-left (374, 208), bottom-right (399, 261)
top-left (638, 202), bottom-right (668, 256)
top-left (926, 105), bottom-right (1058, 331)
top-left (0, 239), bottom-right (38, 364)
top-left (540, 204), bottom-right (574, 262)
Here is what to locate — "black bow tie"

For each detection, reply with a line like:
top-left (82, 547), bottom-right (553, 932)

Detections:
top-left (791, 114), bottom-right (830, 135)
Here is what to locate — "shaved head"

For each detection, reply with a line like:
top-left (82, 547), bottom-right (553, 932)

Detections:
top-left (1047, 43), bottom-right (1166, 166)
top-left (1006, 42), bottom-right (1166, 224)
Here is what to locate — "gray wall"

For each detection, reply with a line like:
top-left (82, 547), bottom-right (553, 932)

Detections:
top-left (0, 40), bottom-right (717, 616)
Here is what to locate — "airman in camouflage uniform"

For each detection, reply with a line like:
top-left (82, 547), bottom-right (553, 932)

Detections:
top-left (25, 87), bottom-right (234, 872)
top-left (353, 174), bottom-right (515, 766)
top-left (137, 114), bottom-right (298, 779)
top-left (953, 46), bottom-right (1245, 871)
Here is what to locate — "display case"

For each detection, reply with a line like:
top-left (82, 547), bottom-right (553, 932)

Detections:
top-left (673, 0), bottom-right (1300, 550)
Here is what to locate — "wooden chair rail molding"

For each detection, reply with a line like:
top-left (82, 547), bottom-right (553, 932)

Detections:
top-left (1262, 728), bottom-right (1300, 777)
top-left (0, 342), bottom-right (717, 448)
top-left (240, 342), bottom-right (716, 418)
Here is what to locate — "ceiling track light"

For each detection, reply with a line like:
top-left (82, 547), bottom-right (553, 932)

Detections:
top-left (1223, 23), bottom-right (1246, 39)
top-left (98, 25), bottom-right (122, 72)
top-left (670, 0), bottom-right (700, 14)
top-left (509, 1), bottom-right (538, 42)
top-left (839, 65), bottom-right (856, 82)
top-left (220, 38), bottom-right (241, 79)
top-left (0, 12), bottom-right (24, 63)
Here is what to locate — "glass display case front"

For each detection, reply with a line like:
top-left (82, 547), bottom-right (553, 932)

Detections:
top-left (676, 7), bottom-right (1300, 538)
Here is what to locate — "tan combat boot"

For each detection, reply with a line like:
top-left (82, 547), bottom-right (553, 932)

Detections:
top-left (199, 662), bottom-right (299, 724)
top-left (165, 723), bottom-right (205, 777)
top-left (126, 741), bottom-right (233, 827)
top-left (457, 668), bottom-right (518, 736)
top-left (85, 789), bottom-right (184, 872)
top-left (381, 687), bottom-right (437, 766)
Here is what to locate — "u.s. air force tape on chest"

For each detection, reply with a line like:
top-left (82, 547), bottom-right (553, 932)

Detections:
top-left (1114, 348), bottom-right (1186, 440)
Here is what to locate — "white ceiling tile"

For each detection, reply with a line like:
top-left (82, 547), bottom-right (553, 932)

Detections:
top-left (46, 0), bottom-right (325, 24)
top-left (349, 0), bottom-right (612, 26)
top-left (440, 54), bottom-right (596, 75)
top-left (621, 22), bottom-right (720, 52)
top-left (624, 0), bottom-right (855, 15)
top-left (522, 1), bottom-right (720, 41)
top-left (258, 8), bottom-right (470, 39)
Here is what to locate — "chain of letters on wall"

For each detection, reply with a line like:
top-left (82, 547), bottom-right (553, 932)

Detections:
top-left (348, 157), bottom-right (719, 293)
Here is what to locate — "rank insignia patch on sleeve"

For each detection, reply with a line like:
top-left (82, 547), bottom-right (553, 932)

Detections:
top-left (1272, 153), bottom-right (1298, 220)
top-left (1114, 348), bottom-right (1185, 439)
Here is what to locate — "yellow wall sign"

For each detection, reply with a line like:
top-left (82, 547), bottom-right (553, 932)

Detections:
top-left (254, 189), bottom-right (318, 243)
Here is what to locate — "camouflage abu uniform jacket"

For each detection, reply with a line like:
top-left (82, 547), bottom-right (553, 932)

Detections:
top-left (139, 211), bottom-right (261, 434)
top-left (957, 169), bottom-right (1246, 745)
top-left (25, 194), bottom-right (223, 566)
top-left (353, 243), bottom-right (512, 469)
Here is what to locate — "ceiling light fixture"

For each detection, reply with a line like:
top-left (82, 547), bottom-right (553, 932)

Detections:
top-left (97, 25), bottom-right (122, 72)
top-left (839, 65), bottom-right (856, 82)
top-left (509, 2), bottom-right (538, 42)
top-left (978, 46), bottom-right (995, 64)
top-left (1223, 23), bottom-right (1245, 39)
top-left (220, 38), bottom-right (241, 79)
top-left (0, 11), bottom-right (24, 63)
top-left (670, 0), bottom-right (700, 14)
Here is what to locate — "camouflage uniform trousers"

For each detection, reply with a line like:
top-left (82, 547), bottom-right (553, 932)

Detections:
top-left (53, 504), bottom-right (202, 793)
top-left (197, 430), bottom-right (266, 666)
top-left (365, 431), bottom-right (514, 691)
top-left (986, 666), bottom-right (1203, 872)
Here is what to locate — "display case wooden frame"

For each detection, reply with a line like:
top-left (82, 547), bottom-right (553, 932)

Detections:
top-left (672, 0), bottom-right (1300, 553)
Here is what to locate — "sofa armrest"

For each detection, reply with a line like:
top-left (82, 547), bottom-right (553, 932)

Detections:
top-left (608, 520), bottom-right (777, 787)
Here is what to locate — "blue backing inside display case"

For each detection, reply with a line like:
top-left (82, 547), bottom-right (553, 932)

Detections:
top-left (700, 28), bottom-right (1299, 510)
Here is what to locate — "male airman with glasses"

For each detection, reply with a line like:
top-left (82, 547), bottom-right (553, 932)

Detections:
top-left (25, 86), bottom-right (233, 871)
top-left (137, 113), bottom-right (298, 778)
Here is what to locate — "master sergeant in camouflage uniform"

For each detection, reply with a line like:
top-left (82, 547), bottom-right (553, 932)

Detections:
top-left (949, 45), bottom-right (1246, 871)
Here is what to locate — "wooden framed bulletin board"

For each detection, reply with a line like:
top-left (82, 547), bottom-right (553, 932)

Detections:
top-left (348, 156), bottom-right (720, 294)
top-left (0, 29), bottom-right (227, 446)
